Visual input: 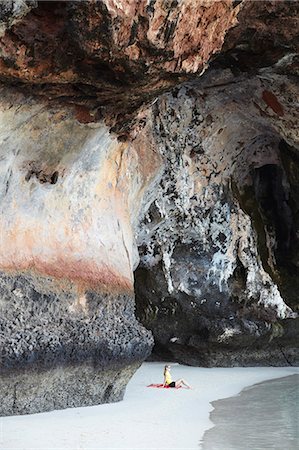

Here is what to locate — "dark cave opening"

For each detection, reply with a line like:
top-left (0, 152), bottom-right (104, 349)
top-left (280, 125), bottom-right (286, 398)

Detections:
top-left (253, 163), bottom-right (294, 269)
top-left (233, 144), bottom-right (299, 311)
top-left (250, 155), bottom-right (299, 310)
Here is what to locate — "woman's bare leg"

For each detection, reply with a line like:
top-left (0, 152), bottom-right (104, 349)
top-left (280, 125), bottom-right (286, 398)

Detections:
top-left (175, 378), bottom-right (192, 389)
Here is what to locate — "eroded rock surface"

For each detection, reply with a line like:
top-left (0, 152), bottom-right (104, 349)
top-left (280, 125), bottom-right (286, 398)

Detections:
top-left (0, 0), bottom-right (298, 414)
top-left (0, 273), bottom-right (146, 415)
top-left (135, 66), bottom-right (299, 366)
top-left (0, 0), bottom-right (241, 130)
top-left (0, 87), bottom-right (158, 414)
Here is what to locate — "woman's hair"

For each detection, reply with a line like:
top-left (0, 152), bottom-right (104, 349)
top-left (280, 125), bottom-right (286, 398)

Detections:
top-left (164, 365), bottom-right (170, 376)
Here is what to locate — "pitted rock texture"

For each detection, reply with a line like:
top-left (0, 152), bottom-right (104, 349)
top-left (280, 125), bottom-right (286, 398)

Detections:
top-left (0, 363), bottom-right (139, 417)
top-left (0, 273), bottom-right (151, 372)
top-left (135, 66), bottom-right (299, 366)
top-left (0, 271), bottom-right (151, 415)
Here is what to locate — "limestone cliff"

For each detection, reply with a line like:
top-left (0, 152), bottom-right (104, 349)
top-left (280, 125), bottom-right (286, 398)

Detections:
top-left (0, 0), bottom-right (298, 415)
top-left (136, 67), bottom-right (299, 366)
top-left (0, 86), bottom-right (158, 415)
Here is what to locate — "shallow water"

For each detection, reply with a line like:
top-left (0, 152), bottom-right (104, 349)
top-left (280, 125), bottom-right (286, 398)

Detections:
top-left (200, 374), bottom-right (299, 450)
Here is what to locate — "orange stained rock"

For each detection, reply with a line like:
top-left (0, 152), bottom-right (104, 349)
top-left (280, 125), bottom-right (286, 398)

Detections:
top-left (262, 90), bottom-right (284, 117)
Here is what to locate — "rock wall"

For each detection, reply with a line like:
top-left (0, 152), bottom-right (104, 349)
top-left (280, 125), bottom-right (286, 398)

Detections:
top-left (135, 65), bottom-right (299, 366)
top-left (0, 0), bottom-right (240, 130)
top-left (0, 0), bottom-right (298, 414)
top-left (0, 87), bottom-right (160, 414)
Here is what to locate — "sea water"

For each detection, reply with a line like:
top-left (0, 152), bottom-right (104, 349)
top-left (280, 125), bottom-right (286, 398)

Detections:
top-left (200, 374), bottom-right (299, 450)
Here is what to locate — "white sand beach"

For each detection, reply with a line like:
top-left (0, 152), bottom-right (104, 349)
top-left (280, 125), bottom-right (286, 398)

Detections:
top-left (1, 362), bottom-right (298, 450)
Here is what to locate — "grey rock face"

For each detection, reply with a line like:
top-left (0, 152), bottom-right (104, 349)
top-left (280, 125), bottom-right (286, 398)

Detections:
top-left (135, 68), bottom-right (299, 366)
top-left (0, 363), bottom-right (140, 417)
top-left (0, 0), bottom-right (36, 36)
top-left (0, 272), bottom-right (153, 415)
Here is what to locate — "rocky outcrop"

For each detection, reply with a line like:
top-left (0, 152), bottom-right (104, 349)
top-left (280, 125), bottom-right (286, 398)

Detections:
top-left (0, 86), bottom-right (159, 414)
top-left (0, 272), bottom-right (146, 415)
top-left (135, 62), bottom-right (299, 366)
top-left (0, 0), bottom-right (241, 130)
top-left (0, 0), bottom-right (298, 414)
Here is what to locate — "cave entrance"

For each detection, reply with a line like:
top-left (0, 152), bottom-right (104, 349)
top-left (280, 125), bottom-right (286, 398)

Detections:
top-left (251, 154), bottom-right (299, 310)
top-left (253, 164), bottom-right (294, 268)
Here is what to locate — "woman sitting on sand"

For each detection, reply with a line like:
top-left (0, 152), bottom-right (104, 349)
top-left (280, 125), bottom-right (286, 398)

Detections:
top-left (163, 365), bottom-right (192, 389)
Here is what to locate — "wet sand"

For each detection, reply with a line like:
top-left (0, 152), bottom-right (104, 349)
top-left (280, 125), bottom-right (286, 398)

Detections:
top-left (201, 374), bottom-right (299, 450)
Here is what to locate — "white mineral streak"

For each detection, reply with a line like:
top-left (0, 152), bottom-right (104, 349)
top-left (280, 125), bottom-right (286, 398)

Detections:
top-left (207, 201), bottom-right (235, 292)
top-left (137, 68), bottom-right (298, 319)
top-left (217, 326), bottom-right (242, 343)
top-left (162, 243), bottom-right (175, 294)
top-left (237, 209), bottom-right (293, 319)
